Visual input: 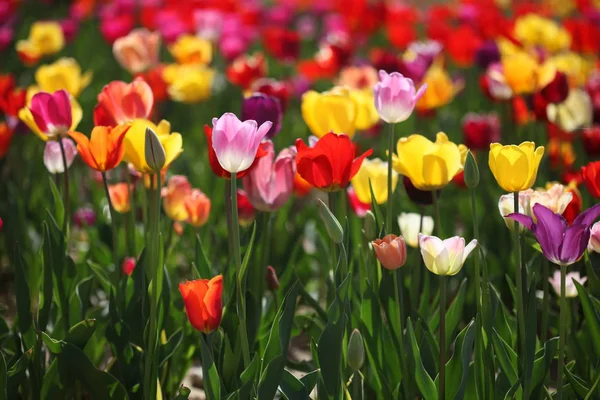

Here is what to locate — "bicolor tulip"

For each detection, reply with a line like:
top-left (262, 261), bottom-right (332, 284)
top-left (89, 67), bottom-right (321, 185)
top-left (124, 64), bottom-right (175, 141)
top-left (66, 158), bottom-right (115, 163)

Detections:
top-left (162, 175), bottom-right (193, 222)
top-left (169, 34), bottom-right (212, 65)
top-left (507, 203), bottom-right (600, 266)
top-left (94, 79), bottom-right (154, 127)
top-left (418, 234), bottom-right (478, 276)
top-left (371, 234), bottom-right (407, 270)
top-left (549, 270), bottom-right (587, 298)
top-left (398, 212), bottom-right (434, 248)
top-left (113, 28), bottom-right (161, 74)
top-left (34, 58), bottom-right (92, 98)
top-left (69, 125), bottom-right (130, 172)
top-left (582, 161), bottom-right (600, 198)
top-left (19, 90), bottom-right (82, 141)
top-left (123, 119), bottom-right (182, 173)
top-left (179, 275), bottom-right (223, 333)
top-left (241, 93), bottom-right (282, 139)
top-left (351, 158), bottom-right (398, 204)
top-left (489, 142), bottom-right (544, 192)
top-left (211, 112), bottom-right (271, 174)
top-left (373, 70), bottom-right (427, 123)
top-left (295, 132), bottom-right (372, 191)
top-left (108, 183), bottom-right (131, 213)
top-left (242, 141), bottom-right (295, 212)
top-left (184, 189), bottom-right (211, 227)
top-left (301, 86), bottom-right (357, 138)
top-left (392, 132), bottom-right (465, 191)
top-left (16, 21), bottom-right (64, 65)
top-left (43, 138), bottom-right (77, 174)
top-left (501, 52), bottom-right (540, 95)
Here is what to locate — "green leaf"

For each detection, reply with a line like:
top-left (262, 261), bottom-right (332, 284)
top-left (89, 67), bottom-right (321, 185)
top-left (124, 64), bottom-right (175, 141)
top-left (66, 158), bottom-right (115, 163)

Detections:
top-left (200, 334), bottom-right (221, 400)
top-left (39, 222), bottom-right (54, 332)
top-left (87, 260), bottom-right (112, 292)
top-left (528, 337), bottom-right (558, 399)
top-left (299, 370), bottom-right (320, 394)
top-left (239, 222), bottom-right (257, 283)
top-left (445, 320), bottom-right (475, 400)
top-left (48, 176), bottom-right (65, 228)
top-left (565, 361), bottom-right (589, 399)
top-left (492, 329), bottom-right (519, 394)
top-left (7, 348), bottom-right (32, 398)
top-left (14, 245), bottom-right (32, 335)
top-left (172, 386), bottom-right (191, 400)
top-left (407, 318), bottom-right (438, 400)
top-left (279, 370), bottom-right (308, 400)
top-left (574, 281), bottom-right (600, 358)
top-left (159, 329), bottom-right (183, 368)
top-left (0, 351), bottom-right (6, 400)
top-left (429, 279), bottom-right (468, 350)
top-left (194, 234), bottom-right (212, 279)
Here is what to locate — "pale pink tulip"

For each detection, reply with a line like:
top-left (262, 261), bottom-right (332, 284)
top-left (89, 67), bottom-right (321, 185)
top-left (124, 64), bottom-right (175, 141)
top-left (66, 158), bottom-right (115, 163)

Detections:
top-left (418, 234), bottom-right (477, 276)
top-left (373, 70), bottom-right (427, 123)
top-left (113, 28), bottom-right (161, 74)
top-left (43, 138), bottom-right (77, 174)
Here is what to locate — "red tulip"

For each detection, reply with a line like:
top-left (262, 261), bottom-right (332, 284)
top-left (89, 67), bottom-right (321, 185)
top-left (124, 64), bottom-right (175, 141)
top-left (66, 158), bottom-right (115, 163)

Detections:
top-left (237, 189), bottom-right (256, 227)
top-left (541, 71), bottom-right (569, 104)
top-left (295, 132), bottom-right (372, 192)
top-left (251, 78), bottom-right (291, 111)
top-left (226, 52), bottom-right (267, 91)
top-left (582, 126), bottom-right (600, 156)
top-left (582, 161), bottom-right (600, 198)
top-left (563, 184), bottom-right (582, 226)
top-left (462, 112), bottom-right (501, 151)
top-left (262, 26), bottom-right (300, 63)
top-left (121, 257), bottom-right (136, 276)
top-left (445, 25), bottom-right (483, 68)
top-left (179, 275), bottom-right (223, 333)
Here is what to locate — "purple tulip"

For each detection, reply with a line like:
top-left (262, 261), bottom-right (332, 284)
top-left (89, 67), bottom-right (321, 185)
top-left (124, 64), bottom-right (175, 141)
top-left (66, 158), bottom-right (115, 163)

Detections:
top-left (373, 70), bottom-right (427, 124)
top-left (475, 41), bottom-right (501, 70)
top-left (73, 206), bottom-right (97, 227)
top-left (507, 203), bottom-right (600, 266)
top-left (241, 93), bottom-right (282, 139)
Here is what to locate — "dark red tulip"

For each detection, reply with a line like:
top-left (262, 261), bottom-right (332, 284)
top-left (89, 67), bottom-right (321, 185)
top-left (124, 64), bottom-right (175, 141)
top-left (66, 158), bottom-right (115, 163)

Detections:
top-left (541, 71), bottom-right (569, 104)
top-left (583, 126), bottom-right (600, 156)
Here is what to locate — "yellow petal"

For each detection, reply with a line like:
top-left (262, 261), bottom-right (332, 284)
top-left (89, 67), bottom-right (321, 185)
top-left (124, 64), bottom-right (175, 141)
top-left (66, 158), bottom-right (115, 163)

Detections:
top-left (161, 133), bottom-right (183, 167)
top-left (18, 107), bottom-right (47, 141)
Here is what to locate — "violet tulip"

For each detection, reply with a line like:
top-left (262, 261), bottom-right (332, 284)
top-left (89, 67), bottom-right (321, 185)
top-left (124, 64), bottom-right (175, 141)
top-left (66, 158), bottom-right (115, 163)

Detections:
top-left (373, 70), bottom-right (427, 123)
top-left (211, 112), bottom-right (272, 174)
top-left (507, 203), bottom-right (600, 266)
top-left (242, 141), bottom-right (295, 212)
top-left (241, 93), bottom-right (282, 139)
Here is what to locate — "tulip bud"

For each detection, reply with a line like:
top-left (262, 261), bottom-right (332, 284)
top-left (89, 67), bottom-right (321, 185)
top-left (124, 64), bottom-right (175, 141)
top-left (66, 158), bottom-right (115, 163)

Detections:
top-left (463, 151), bottom-right (479, 189)
top-left (121, 257), bottom-right (136, 276)
top-left (363, 211), bottom-right (377, 241)
top-left (371, 234), bottom-right (407, 270)
top-left (317, 199), bottom-right (343, 244)
top-left (144, 127), bottom-right (165, 172)
top-left (347, 329), bottom-right (365, 371)
top-left (265, 266), bottom-right (280, 290)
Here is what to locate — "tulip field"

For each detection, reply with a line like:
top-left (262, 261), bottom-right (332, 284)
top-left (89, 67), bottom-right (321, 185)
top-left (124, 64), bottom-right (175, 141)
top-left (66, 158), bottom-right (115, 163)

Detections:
top-left (5, 0), bottom-right (600, 399)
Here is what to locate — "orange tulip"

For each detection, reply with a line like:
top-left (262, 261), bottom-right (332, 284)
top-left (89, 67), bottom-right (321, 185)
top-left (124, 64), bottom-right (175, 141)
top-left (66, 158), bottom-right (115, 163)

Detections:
top-left (162, 175), bottom-right (192, 221)
top-left (179, 275), bottom-right (223, 333)
top-left (184, 189), bottom-right (211, 227)
top-left (69, 125), bottom-right (130, 171)
top-left (108, 183), bottom-right (131, 213)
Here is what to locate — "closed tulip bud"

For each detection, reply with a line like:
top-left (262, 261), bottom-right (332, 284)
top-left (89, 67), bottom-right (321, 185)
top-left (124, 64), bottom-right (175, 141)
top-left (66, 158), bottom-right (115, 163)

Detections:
top-left (121, 257), bottom-right (136, 276)
top-left (144, 127), bottom-right (166, 173)
top-left (419, 234), bottom-right (477, 276)
top-left (463, 151), bottom-right (479, 189)
top-left (347, 329), bottom-right (365, 371)
top-left (265, 266), bottom-right (280, 290)
top-left (317, 199), bottom-right (344, 244)
top-left (363, 211), bottom-right (377, 241)
top-left (371, 234), bottom-right (407, 270)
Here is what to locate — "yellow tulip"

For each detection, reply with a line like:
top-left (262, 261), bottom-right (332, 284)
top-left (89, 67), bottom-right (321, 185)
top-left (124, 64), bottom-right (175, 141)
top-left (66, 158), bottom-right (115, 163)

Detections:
top-left (18, 95), bottom-right (83, 142)
top-left (502, 52), bottom-right (540, 94)
top-left (488, 142), bottom-right (545, 192)
top-left (35, 58), bottom-right (92, 97)
top-left (349, 88), bottom-right (379, 131)
top-left (416, 65), bottom-right (459, 112)
top-left (123, 119), bottom-right (183, 173)
top-left (301, 86), bottom-right (357, 138)
top-left (392, 132), bottom-right (464, 191)
top-left (169, 34), bottom-right (212, 65)
top-left (514, 14), bottom-right (571, 54)
top-left (16, 21), bottom-right (65, 63)
top-left (544, 52), bottom-right (594, 87)
top-left (162, 64), bottom-right (215, 103)
top-left (351, 158), bottom-right (398, 204)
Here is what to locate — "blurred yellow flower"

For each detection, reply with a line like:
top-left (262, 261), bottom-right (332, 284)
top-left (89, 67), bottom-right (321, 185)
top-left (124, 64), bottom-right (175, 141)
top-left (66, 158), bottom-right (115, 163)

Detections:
top-left (545, 52), bottom-right (595, 87)
top-left (351, 158), bottom-right (398, 204)
top-left (349, 88), bottom-right (379, 131)
top-left (489, 142), bottom-right (545, 192)
top-left (16, 22), bottom-right (64, 64)
top-left (416, 65), bottom-right (459, 111)
top-left (123, 119), bottom-right (183, 173)
top-left (392, 132), bottom-right (465, 191)
top-left (502, 52), bottom-right (540, 94)
top-left (514, 14), bottom-right (571, 53)
top-left (34, 58), bottom-right (92, 98)
top-left (162, 64), bottom-right (215, 103)
top-left (169, 35), bottom-right (212, 65)
top-left (302, 86), bottom-right (357, 138)
top-left (547, 89), bottom-right (593, 133)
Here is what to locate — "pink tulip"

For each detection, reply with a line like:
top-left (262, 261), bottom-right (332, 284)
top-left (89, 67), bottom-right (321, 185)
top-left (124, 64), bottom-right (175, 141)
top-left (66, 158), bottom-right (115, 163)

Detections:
top-left (194, 10), bottom-right (223, 42)
top-left (373, 70), bottom-right (427, 123)
top-left (29, 90), bottom-right (73, 139)
top-left (211, 112), bottom-right (271, 173)
top-left (94, 79), bottom-right (154, 127)
top-left (43, 138), bottom-right (77, 174)
top-left (242, 141), bottom-right (295, 212)
top-left (100, 14), bottom-right (135, 44)
top-left (113, 28), bottom-right (161, 74)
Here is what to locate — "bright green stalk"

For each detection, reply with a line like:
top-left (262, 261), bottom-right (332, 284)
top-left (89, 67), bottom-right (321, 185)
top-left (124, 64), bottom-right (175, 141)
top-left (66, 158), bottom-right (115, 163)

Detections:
top-left (439, 275), bottom-right (447, 400)
top-left (386, 122), bottom-right (396, 234)
top-left (513, 192), bottom-right (527, 367)
top-left (101, 172), bottom-right (119, 274)
top-left (58, 138), bottom-right (71, 232)
top-left (541, 259), bottom-right (550, 343)
top-left (557, 265), bottom-right (567, 399)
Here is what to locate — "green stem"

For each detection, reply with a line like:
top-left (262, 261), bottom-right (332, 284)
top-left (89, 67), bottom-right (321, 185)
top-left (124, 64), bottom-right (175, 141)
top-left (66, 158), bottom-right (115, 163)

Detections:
top-left (393, 269), bottom-right (409, 399)
top-left (58, 138), bottom-right (70, 232)
top-left (513, 192), bottom-right (527, 367)
top-left (439, 275), bottom-right (447, 400)
top-left (432, 189), bottom-right (442, 237)
top-left (125, 167), bottom-right (136, 256)
top-left (231, 173), bottom-right (251, 366)
top-left (101, 172), bottom-right (119, 275)
top-left (143, 173), bottom-right (162, 400)
top-left (410, 208), bottom-right (424, 308)
top-left (541, 259), bottom-right (549, 343)
top-left (558, 266), bottom-right (566, 399)
top-left (386, 122), bottom-right (396, 235)
top-left (470, 189), bottom-right (481, 315)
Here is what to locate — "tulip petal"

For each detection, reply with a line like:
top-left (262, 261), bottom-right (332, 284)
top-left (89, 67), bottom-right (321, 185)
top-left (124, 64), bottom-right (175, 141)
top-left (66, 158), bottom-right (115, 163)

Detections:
top-left (573, 203), bottom-right (600, 228)
top-left (559, 225), bottom-right (589, 266)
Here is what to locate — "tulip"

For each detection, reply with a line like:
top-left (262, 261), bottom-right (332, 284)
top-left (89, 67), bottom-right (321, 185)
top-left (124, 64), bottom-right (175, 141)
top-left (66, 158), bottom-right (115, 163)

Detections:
top-left (19, 90), bottom-right (80, 141)
top-left (0, 122), bottom-right (13, 158)
top-left (162, 64), bottom-right (216, 103)
top-left (241, 93), bottom-right (282, 139)
top-left (373, 70), bottom-right (427, 124)
top-left (265, 266), bottom-right (280, 290)
top-left (237, 189), bottom-right (256, 227)
top-left (462, 112), bottom-right (501, 151)
top-left (498, 184), bottom-right (573, 228)
top-left (563, 184), bottom-right (582, 225)
top-left (242, 141), bottom-right (295, 212)
top-left (445, 25), bottom-right (483, 68)
top-left (475, 40), bottom-right (501, 69)
top-left (482, 62), bottom-right (513, 101)
top-left (393, 132), bottom-right (465, 191)
top-left (416, 65), bottom-right (458, 111)
top-left (549, 270), bottom-right (587, 298)
top-left (262, 26), bottom-right (300, 63)
top-left (347, 329), bottom-right (365, 371)
top-left (34, 58), bottom-right (92, 98)
top-left (588, 221), bottom-right (600, 253)
top-left (108, 183), bottom-right (131, 213)
top-left (489, 142), bottom-right (544, 192)
top-left (162, 175), bottom-right (192, 221)
top-left (338, 65), bottom-right (379, 90)
top-left (514, 14), bottom-right (571, 54)
top-left (507, 203), bottom-right (600, 266)
top-left (372, 234), bottom-right (407, 270)
top-left (398, 212), bottom-right (434, 248)
top-left (184, 189), bottom-right (211, 227)
top-left (211, 112), bottom-right (271, 174)
top-left (69, 125), bottom-right (129, 172)
top-left (582, 126), bottom-right (600, 156)
top-left (194, 9), bottom-right (224, 41)
top-left (169, 34), bottom-right (212, 65)
top-left (225, 52), bottom-right (267, 90)
top-left (301, 86), bottom-right (357, 138)
top-left (349, 89), bottom-right (380, 131)
top-left (347, 186), bottom-right (371, 217)
top-left (123, 119), bottom-right (182, 173)
top-left (581, 161), bottom-right (600, 198)
top-left (179, 275), bottom-right (223, 333)
top-left (73, 206), bottom-right (96, 228)
top-left (100, 14), bottom-right (135, 44)
top-left (122, 257), bottom-right (136, 276)
top-left (351, 158), bottom-right (398, 204)
top-left (93, 79), bottom-right (154, 127)
top-left (418, 234), bottom-right (478, 276)
top-left (16, 21), bottom-right (65, 65)
top-left (43, 138), bottom-right (77, 174)
top-left (295, 132), bottom-right (372, 192)
top-left (541, 70), bottom-right (570, 104)
top-left (251, 78), bottom-right (291, 111)
top-left (547, 89), bottom-right (593, 132)
top-left (113, 28), bottom-right (161, 74)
